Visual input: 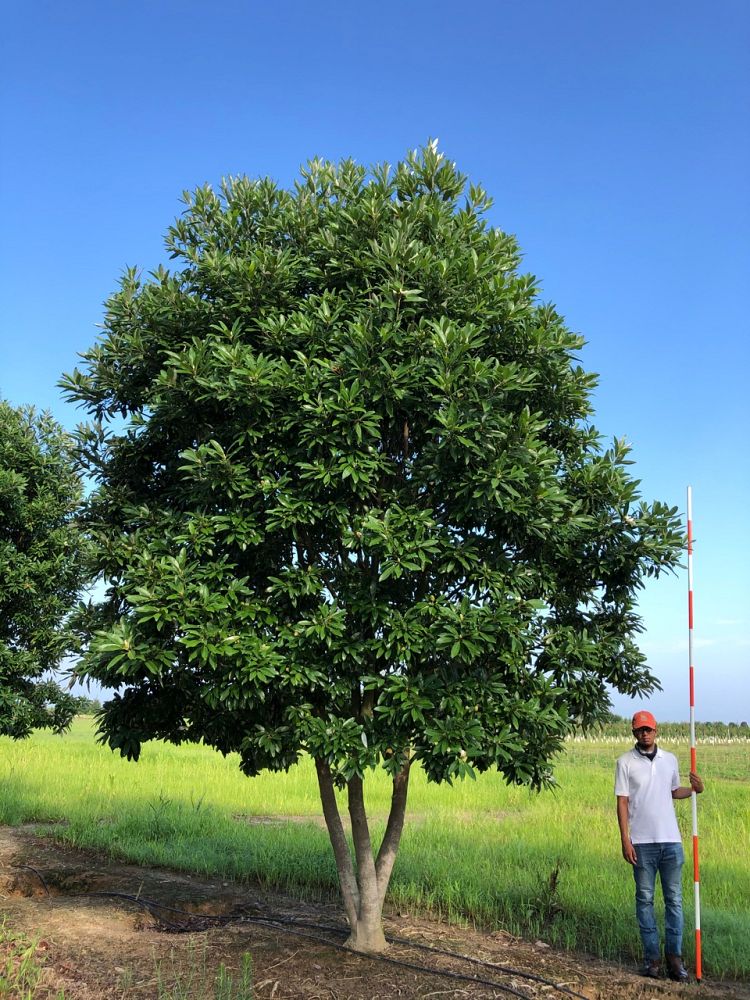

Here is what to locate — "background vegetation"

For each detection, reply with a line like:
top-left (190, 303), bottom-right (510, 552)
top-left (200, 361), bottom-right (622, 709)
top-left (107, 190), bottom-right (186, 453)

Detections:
top-left (0, 401), bottom-right (86, 739)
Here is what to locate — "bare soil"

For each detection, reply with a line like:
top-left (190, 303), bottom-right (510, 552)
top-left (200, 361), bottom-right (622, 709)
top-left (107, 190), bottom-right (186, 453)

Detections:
top-left (1, 825), bottom-right (747, 1000)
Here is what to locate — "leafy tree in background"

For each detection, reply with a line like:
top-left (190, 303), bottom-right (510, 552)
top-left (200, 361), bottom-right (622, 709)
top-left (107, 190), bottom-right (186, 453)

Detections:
top-left (74, 695), bottom-right (102, 715)
top-left (62, 143), bottom-right (683, 952)
top-left (0, 401), bottom-right (86, 738)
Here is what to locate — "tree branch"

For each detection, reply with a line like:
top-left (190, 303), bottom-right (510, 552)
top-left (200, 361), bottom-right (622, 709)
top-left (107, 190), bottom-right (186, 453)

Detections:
top-left (347, 773), bottom-right (380, 924)
top-left (315, 759), bottom-right (359, 926)
top-left (375, 753), bottom-right (411, 907)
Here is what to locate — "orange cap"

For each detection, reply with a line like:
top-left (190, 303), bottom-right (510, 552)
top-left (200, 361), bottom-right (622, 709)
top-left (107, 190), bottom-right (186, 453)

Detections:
top-left (632, 710), bottom-right (657, 729)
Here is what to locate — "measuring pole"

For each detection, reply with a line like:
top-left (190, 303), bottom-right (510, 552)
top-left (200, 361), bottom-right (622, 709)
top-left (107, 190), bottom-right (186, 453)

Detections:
top-left (687, 485), bottom-right (702, 981)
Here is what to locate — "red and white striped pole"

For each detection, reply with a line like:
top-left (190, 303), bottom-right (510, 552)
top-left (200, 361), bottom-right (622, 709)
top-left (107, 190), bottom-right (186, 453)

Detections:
top-left (687, 485), bottom-right (702, 981)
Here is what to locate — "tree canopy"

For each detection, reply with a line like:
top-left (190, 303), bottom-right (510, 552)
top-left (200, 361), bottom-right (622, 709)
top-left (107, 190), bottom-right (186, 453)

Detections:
top-left (62, 143), bottom-right (683, 950)
top-left (0, 401), bottom-right (86, 738)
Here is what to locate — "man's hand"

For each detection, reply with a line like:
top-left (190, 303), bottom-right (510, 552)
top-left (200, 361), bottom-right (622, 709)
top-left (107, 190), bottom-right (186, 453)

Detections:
top-left (672, 772), bottom-right (706, 799)
top-left (622, 838), bottom-right (638, 865)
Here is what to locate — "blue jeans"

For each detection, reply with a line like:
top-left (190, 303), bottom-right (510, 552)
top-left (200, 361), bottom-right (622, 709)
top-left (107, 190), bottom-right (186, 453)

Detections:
top-left (632, 842), bottom-right (684, 959)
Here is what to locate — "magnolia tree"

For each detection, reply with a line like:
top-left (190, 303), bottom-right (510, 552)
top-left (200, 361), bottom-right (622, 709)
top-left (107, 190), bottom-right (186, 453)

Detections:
top-left (0, 401), bottom-right (85, 737)
top-left (62, 144), bottom-right (683, 952)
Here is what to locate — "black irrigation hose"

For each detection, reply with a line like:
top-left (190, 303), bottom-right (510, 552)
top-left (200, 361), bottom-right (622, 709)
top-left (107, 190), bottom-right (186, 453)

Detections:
top-left (76, 892), bottom-right (188, 932)
top-left (71, 897), bottom-right (588, 999)
top-left (10, 864), bottom-right (51, 897)
top-left (222, 915), bottom-right (590, 1000)
top-left (386, 931), bottom-right (590, 1000)
top-left (8, 867), bottom-right (590, 1000)
top-left (246, 916), bottom-right (534, 999)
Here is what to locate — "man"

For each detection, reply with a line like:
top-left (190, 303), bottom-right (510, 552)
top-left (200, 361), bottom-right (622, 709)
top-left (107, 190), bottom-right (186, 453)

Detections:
top-left (615, 710), bottom-right (704, 982)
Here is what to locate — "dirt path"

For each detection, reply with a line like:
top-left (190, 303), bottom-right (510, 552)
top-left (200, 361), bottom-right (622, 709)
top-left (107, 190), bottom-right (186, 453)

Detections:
top-left (1, 826), bottom-right (747, 1000)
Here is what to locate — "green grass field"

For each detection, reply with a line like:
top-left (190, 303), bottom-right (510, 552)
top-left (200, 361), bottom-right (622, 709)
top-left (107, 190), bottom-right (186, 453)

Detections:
top-left (1, 719), bottom-right (748, 979)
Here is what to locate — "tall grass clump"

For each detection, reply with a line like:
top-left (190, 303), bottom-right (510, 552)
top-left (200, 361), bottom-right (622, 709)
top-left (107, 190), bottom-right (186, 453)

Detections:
top-left (0, 918), bottom-right (64, 999)
top-left (155, 947), bottom-right (252, 1000)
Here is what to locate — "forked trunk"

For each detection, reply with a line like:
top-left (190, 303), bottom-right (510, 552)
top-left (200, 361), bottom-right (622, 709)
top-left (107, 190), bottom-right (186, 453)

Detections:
top-left (344, 910), bottom-right (387, 953)
top-left (315, 755), bottom-right (411, 953)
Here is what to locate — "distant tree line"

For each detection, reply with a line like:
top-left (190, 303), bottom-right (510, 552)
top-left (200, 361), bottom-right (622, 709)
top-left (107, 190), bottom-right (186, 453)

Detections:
top-left (74, 695), bottom-right (102, 715)
top-left (594, 715), bottom-right (748, 739)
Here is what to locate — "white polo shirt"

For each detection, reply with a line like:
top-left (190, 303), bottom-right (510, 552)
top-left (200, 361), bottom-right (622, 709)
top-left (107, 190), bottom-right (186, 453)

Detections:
top-left (614, 746), bottom-right (681, 844)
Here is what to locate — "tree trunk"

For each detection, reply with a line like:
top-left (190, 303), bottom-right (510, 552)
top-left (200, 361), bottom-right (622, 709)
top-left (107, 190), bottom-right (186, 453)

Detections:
top-left (315, 755), bottom-right (411, 953)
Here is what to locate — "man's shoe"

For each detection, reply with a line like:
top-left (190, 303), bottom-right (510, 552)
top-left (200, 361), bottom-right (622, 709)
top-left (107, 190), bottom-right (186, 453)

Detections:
top-left (666, 954), bottom-right (690, 982)
top-left (640, 959), bottom-right (661, 978)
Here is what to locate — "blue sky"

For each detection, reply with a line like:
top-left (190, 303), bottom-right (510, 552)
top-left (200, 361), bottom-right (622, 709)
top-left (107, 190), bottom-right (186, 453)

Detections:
top-left (1, 1), bottom-right (748, 721)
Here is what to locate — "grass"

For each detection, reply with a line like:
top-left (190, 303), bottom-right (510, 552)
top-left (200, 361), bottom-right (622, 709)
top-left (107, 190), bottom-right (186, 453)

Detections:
top-left (155, 947), bottom-right (253, 999)
top-left (1, 718), bottom-right (748, 980)
top-left (0, 918), bottom-right (64, 999)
